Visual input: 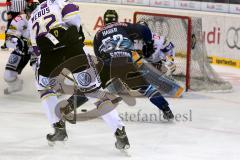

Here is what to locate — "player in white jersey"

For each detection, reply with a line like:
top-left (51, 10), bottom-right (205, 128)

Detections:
top-left (144, 34), bottom-right (176, 76)
top-left (134, 21), bottom-right (176, 76)
top-left (3, 2), bottom-right (39, 94)
top-left (28, 0), bottom-right (130, 150)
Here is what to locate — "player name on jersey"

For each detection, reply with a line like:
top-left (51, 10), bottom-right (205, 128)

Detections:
top-left (102, 28), bottom-right (118, 36)
top-left (31, 7), bottom-right (50, 22)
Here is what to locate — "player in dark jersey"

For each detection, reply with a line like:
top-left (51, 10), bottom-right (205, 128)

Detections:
top-left (94, 10), bottom-right (174, 121)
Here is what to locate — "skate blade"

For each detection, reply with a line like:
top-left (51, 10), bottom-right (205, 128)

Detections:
top-left (4, 89), bottom-right (10, 95)
top-left (3, 88), bottom-right (22, 95)
top-left (4, 80), bottom-right (23, 95)
top-left (120, 148), bottom-right (131, 157)
top-left (48, 141), bottom-right (55, 147)
top-left (47, 137), bottom-right (68, 147)
top-left (163, 116), bottom-right (174, 122)
top-left (1, 48), bottom-right (9, 51)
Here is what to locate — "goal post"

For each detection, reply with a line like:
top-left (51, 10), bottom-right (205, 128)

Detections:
top-left (133, 11), bottom-right (232, 91)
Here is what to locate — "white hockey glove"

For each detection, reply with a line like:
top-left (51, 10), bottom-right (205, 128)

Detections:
top-left (161, 40), bottom-right (175, 57)
top-left (6, 35), bottom-right (26, 54)
top-left (164, 60), bottom-right (176, 76)
top-left (6, 36), bottom-right (19, 49)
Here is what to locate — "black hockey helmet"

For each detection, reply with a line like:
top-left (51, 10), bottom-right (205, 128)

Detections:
top-left (103, 9), bottom-right (118, 25)
top-left (38, 0), bottom-right (47, 3)
top-left (136, 20), bottom-right (149, 27)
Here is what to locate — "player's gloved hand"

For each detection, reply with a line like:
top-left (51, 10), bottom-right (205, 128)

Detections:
top-left (30, 55), bottom-right (39, 71)
top-left (161, 41), bottom-right (175, 57)
top-left (142, 40), bottom-right (154, 58)
top-left (6, 35), bottom-right (25, 53)
top-left (152, 60), bottom-right (163, 70)
top-left (32, 46), bottom-right (40, 56)
top-left (164, 61), bottom-right (176, 76)
top-left (79, 25), bottom-right (85, 45)
top-left (29, 47), bottom-right (38, 67)
top-left (6, 36), bottom-right (18, 49)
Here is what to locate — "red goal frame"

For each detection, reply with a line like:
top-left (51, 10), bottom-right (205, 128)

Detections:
top-left (133, 12), bottom-right (192, 91)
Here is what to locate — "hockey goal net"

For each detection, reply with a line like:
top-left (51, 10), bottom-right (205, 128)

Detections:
top-left (133, 12), bottom-right (232, 91)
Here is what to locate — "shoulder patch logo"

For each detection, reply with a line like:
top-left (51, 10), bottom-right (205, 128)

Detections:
top-left (77, 72), bottom-right (91, 86)
top-left (8, 54), bottom-right (19, 64)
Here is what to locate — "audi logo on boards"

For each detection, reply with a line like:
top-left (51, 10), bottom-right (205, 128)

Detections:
top-left (226, 27), bottom-right (240, 49)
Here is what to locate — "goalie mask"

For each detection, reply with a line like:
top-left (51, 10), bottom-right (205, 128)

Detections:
top-left (103, 10), bottom-right (118, 25)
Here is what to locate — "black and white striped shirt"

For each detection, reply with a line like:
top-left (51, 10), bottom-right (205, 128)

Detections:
top-left (6, 0), bottom-right (27, 12)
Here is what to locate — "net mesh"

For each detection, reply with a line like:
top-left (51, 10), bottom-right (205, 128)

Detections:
top-left (134, 12), bottom-right (232, 91)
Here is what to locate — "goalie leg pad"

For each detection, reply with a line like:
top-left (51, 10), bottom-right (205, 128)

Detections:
top-left (140, 62), bottom-right (184, 97)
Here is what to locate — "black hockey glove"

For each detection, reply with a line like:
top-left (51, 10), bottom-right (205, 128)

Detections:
top-left (142, 40), bottom-right (154, 58)
top-left (79, 25), bottom-right (85, 45)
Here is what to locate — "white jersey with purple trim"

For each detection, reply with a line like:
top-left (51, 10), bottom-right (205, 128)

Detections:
top-left (134, 33), bottom-right (175, 63)
top-left (28, 0), bottom-right (81, 47)
top-left (7, 14), bottom-right (29, 39)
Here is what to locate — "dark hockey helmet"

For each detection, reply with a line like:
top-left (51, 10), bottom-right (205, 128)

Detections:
top-left (38, 0), bottom-right (47, 3)
top-left (137, 20), bottom-right (149, 27)
top-left (103, 9), bottom-right (118, 25)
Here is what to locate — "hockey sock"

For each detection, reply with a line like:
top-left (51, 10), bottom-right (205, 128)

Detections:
top-left (101, 109), bottom-right (125, 133)
top-left (140, 85), bottom-right (170, 111)
top-left (41, 90), bottom-right (61, 125)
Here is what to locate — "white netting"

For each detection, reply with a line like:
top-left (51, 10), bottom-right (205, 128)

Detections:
top-left (134, 12), bottom-right (232, 91)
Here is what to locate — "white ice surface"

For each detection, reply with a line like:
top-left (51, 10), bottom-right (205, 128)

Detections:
top-left (0, 44), bottom-right (240, 160)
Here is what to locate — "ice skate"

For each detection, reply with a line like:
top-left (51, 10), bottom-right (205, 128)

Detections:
top-left (115, 127), bottom-right (130, 151)
top-left (1, 43), bottom-right (9, 51)
top-left (4, 79), bottom-right (23, 95)
top-left (47, 120), bottom-right (68, 146)
top-left (115, 127), bottom-right (131, 156)
top-left (162, 106), bottom-right (174, 120)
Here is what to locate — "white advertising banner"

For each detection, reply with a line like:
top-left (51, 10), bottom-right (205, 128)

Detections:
top-left (174, 1), bottom-right (201, 10)
top-left (150, 0), bottom-right (175, 8)
top-left (201, 2), bottom-right (229, 13)
top-left (222, 17), bottom-right (240, 59)
top-left (74, 0), bottom-right (96, 2)
top-left (96, 0), bottom-right (122, 4)
top-left (122, 0), bottom-right (149, 6)
top-left (229, 4), bottom-right (240, 14)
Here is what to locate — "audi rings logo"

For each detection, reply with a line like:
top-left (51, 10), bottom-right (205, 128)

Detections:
top-left (226, 27), bottom-right (240, 49)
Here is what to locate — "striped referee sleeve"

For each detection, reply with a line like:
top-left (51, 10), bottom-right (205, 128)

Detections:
top-left (6, 0), bottom-right (11, 12)
top-left (10, 0), bottom-right (27, 12)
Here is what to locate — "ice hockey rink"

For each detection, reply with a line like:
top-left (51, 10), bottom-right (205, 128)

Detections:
top-left (0, 43), bottom-right (240, 160)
